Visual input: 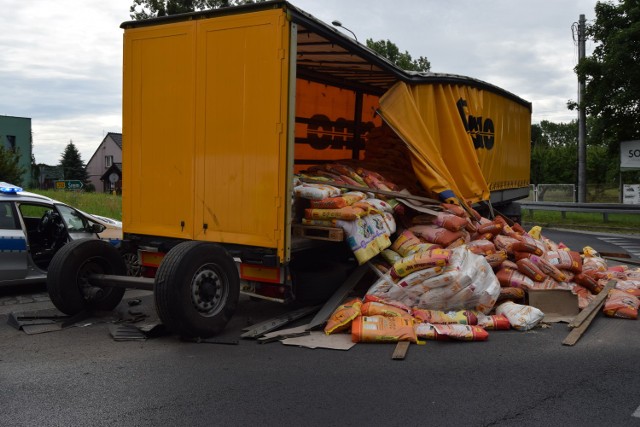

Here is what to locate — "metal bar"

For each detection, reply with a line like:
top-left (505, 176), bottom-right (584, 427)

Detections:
top-left (305, 264), bottom-right (369, 331)
top-left (88, 274), bottom-right (155, 291)
top-left (299, 178), bottom-right (441, 205)
top-left (241, 305), bottom-right (320, 339)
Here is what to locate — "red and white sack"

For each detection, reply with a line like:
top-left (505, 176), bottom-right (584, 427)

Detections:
top-left (603, 289), bottom-right (639, 320)
top-left (414, 323), bottom-right (489, 341)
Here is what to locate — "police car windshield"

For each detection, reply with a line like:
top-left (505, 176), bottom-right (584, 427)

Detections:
top-left (56, 204), bottom-right (92, 232)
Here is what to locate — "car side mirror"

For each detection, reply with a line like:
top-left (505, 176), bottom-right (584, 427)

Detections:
top-left (90, 223), bottom-right (106, 234)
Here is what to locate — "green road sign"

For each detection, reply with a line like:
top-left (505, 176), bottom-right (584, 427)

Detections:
top-left (55, 180), bottom-right (84, 190)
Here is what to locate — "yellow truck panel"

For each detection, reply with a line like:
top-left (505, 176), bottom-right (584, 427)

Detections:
top-left (121, 1), bottom-right (531, 266)
top-left (123, 10), bottom-right (289, 256)
top-left (193, 11), bottom-right (289, 255)
top-left (122, 22), bottom-right (196, 240)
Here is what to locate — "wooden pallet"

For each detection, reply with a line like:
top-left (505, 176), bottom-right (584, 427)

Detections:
top-left (292, 224), bottom-right (344, 241)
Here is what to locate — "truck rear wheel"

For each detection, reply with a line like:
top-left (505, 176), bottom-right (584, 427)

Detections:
top-left (47, 239), bottom-right (127, 315)
top-left (154, 241), bottom-right (239, 338)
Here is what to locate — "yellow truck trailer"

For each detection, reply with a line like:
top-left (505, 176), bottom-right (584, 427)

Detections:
top-left (46, 1), bottom-right (531, 338)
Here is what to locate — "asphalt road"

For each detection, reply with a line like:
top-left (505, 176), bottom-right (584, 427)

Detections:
top-left (1, 229), bottom-right (640, 427)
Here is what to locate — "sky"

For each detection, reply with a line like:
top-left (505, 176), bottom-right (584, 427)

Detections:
top-left (0, 0), bottom-right (600, 165)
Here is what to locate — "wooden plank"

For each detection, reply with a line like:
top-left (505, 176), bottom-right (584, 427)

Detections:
top-left (599, 252), bottom-right (631, 259)
top-left (392, 341), bottom-right (410, 360)
top-left (562, 303), bottom-right (601, 346)
top-left (563, 280), bottom-right (615, 346)
top-left (604, 256), bottom-right (640, 267)
top-left (568, 280), bottom-right (615, 329)
top-left (292, 224), bottom-right (344, 241)
top-left (305, 264), bottom-right (369, 331)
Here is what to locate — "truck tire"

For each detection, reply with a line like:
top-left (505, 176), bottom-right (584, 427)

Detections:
top-left (47, 239), bottom-right (127, 315)
top-left (154, 241), bottom-right (239, 338)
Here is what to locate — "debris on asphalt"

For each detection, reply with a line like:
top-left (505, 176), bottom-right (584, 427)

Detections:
top-left (275, 162), bottom-right (640, 348)
top-left (109, 324), bottom-right (147, 341)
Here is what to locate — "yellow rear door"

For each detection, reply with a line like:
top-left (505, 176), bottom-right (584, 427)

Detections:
top-left (122, 22), bottom-right (196, 239)
top-left (193, 10), bottom-right (290, 257)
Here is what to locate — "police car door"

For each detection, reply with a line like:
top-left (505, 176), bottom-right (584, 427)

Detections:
top-left (0, 201), bottom-right (29, 280)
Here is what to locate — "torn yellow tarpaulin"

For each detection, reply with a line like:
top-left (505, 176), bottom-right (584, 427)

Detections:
top-left (378, 81), bottom-right (531, 203)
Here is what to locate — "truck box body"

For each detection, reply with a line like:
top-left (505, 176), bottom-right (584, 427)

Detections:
top-left (121, 1), bottom-right (532, 266)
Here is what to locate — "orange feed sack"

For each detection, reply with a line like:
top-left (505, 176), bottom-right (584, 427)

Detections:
top-left (516, 258), bottom-right (547, 282)
top-left (603, 289), bottom-right (639, 320)
top-left (324, 298), bottom-right (362, 335)
top-left (495, 268), bottom-right (535, 289)
top-left (573, 273), bottom-right (603, 294)
top-left (409, 225), bottom-right (464, 247)
top-left (360, 301), bottom-right (412, 318)
top-left (390, 249), bottom-right (452, 279)
top-left (545, 250), bottom-right (582, 273)
top-left (351, 315), bottom-right (417, 343)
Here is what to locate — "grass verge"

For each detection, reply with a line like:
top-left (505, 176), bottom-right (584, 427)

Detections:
top-left (522, 210), bottom-right (640, 234)
top-left (31, 190), bottom-right (122, 221)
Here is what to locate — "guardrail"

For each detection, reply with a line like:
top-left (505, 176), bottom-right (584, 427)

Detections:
top-left (516, 201), bottom-right (640, 222)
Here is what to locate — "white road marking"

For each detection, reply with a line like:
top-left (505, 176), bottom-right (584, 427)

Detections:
top-left (632, 403), bottom-right (640, 418)
top-left (598, 237), bottom-right (640, 258)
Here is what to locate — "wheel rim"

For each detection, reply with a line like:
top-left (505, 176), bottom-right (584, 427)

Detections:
top-left (76, 257), bottom-right (107, 301)
top-left (122, 252), bottom-right (141, 277)
top-left (190, 263), bottom-right (228, 317)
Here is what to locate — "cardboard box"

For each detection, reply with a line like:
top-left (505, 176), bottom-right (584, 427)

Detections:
top-left (527, 289), bottom-right (579, 323)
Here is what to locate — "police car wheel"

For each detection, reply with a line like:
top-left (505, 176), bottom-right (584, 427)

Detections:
top-left (47, 238), bottom-right (127, 315)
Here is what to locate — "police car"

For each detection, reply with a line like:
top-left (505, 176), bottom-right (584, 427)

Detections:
top-left (0, 182), bottom-right (127, 287)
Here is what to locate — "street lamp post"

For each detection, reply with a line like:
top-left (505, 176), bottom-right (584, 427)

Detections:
top-left (331, 20), bottom-right (358, 42)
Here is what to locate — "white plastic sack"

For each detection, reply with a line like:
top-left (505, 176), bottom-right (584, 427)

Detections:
top-left (366, 247), bottom-right (500, 314)
top-left (495, 301), bottom-right (544, 331)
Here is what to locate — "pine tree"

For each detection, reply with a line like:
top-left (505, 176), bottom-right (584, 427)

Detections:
top-left (59, 140), bottom-right (89, 184)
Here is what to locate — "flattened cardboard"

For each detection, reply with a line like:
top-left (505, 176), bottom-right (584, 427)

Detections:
top-left (528, 289), bottom-right (579, 323)
top-left (281, 331), bottom-right (355, 350)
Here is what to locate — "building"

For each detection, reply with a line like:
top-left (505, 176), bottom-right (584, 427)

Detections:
top-left (86, 132), bottom-right (122, 192)
top-left (0, 115), bottom-right (32, 187)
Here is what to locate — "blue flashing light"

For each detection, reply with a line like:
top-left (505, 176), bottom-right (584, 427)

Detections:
top-left (0, 182), bottom-right (23, 194)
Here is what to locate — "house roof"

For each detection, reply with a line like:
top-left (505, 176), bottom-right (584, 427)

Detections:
top-left (86, 132), bottom-right (123, 166)
top-left (108, 132), bottom-right (122, 149)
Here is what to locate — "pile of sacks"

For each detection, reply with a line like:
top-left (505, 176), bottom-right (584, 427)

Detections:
top-left (293, 163), bottom-right (640, 343)
top-left (293, 163), bottom-right (400, 265)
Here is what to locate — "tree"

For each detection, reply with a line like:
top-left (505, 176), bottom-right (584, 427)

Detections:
top-left (130, 0), bottom-right (261, 19)
top-left (530, 121), bottom-right (578, 199)
top-left (0, 146), bottom-right (26, 186)
top-left (574, 0), bottom-right (640, 147)
top-left (59, 141), bottom-right (89, 184)
top-left (366, 39), bottom-right (431, 72)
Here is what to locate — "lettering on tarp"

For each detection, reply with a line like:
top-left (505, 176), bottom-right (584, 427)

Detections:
top-left (295, 114), bottom-right (374, 151)
top-left (456, 98), bottom-right (495, 150)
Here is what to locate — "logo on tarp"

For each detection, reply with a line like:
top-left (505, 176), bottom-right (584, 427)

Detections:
top-left (456, 98), bottom-right (495, 150)
top-left (296, 114), bottom-right (375, 151)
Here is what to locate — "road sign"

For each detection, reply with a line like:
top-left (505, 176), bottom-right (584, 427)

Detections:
top-left (54, 180), bottom-right (84, 190)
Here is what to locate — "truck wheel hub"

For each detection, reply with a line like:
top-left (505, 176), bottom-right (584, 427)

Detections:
top-left (191, 265), bottom-right (224, 315)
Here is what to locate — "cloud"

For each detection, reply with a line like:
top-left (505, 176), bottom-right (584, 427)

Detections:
top-left (1, 0), bottom-right (598, 165)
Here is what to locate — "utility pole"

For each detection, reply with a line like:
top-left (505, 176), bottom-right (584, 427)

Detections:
top-left (577, 14), bottom-right (587, 203)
